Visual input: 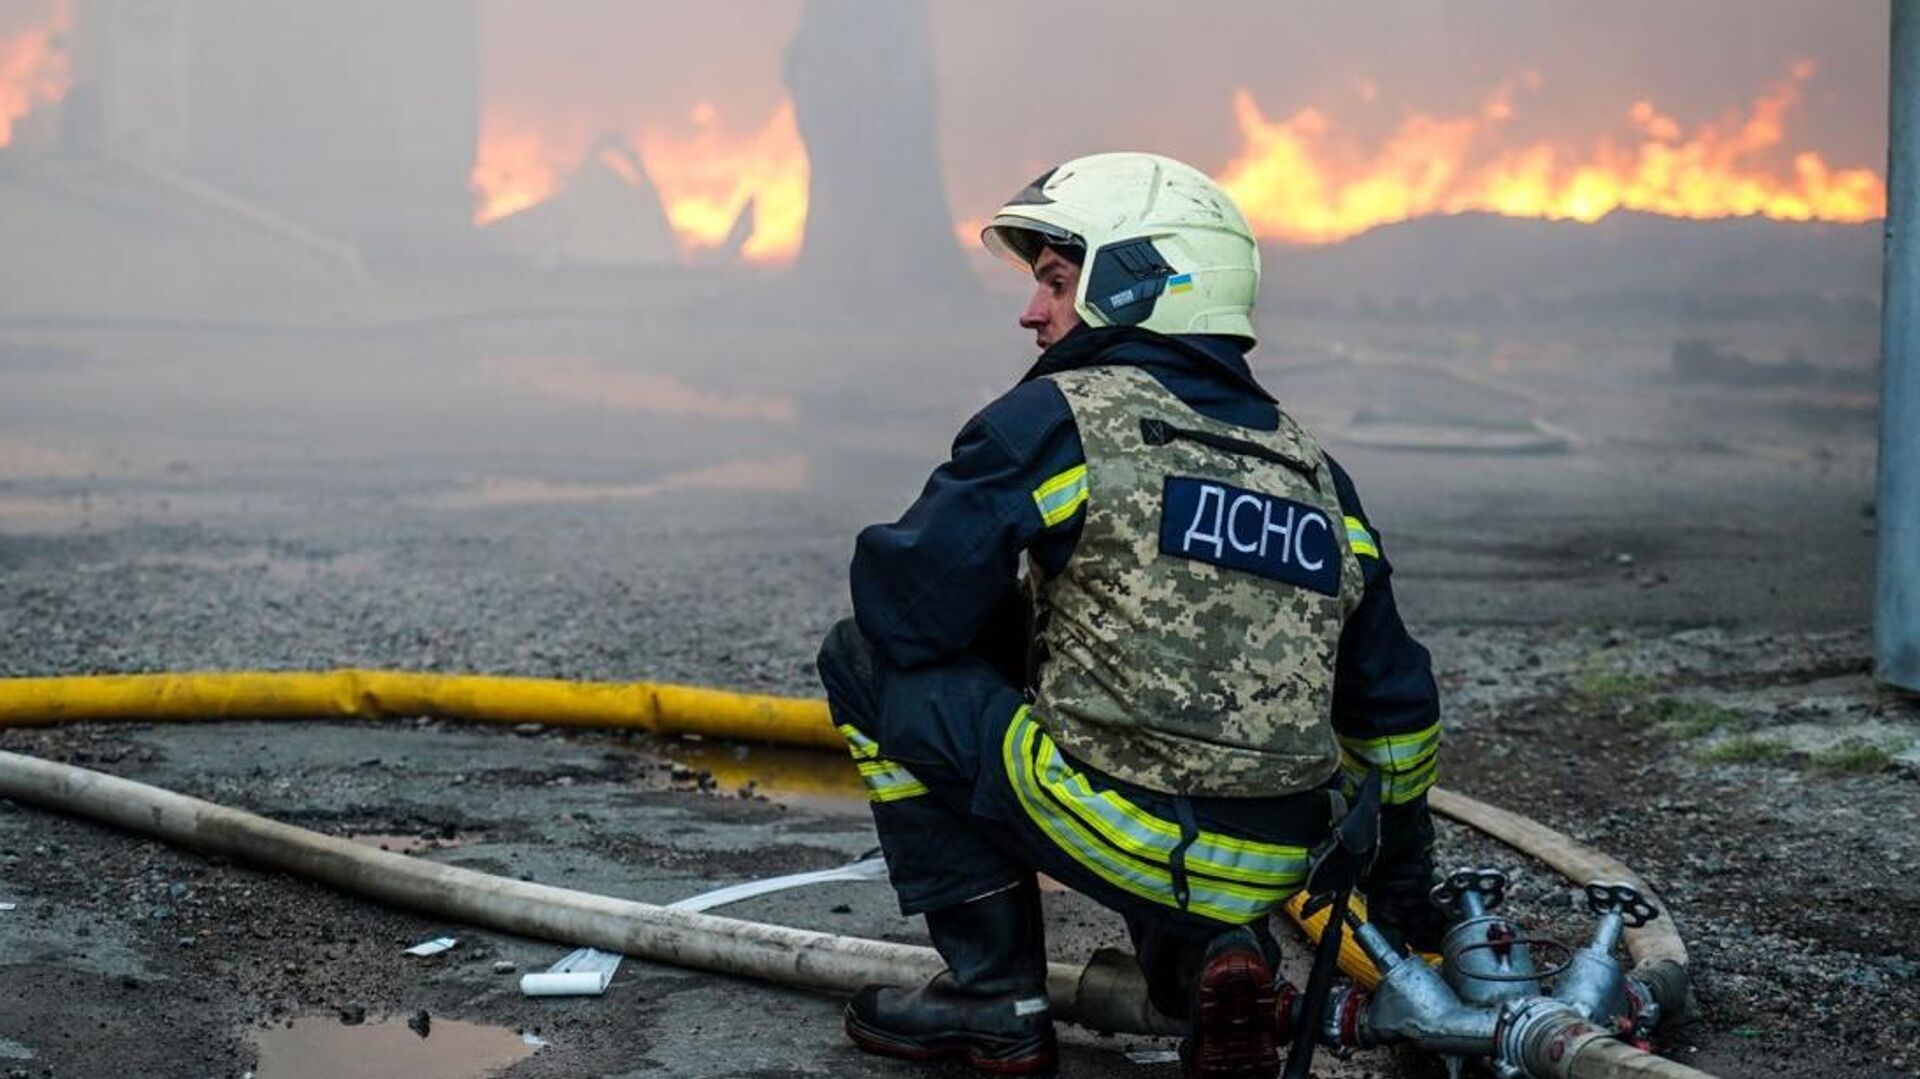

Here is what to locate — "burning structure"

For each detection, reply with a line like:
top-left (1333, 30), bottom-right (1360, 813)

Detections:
top-left (51, 0), bottom-right (480, 257)
top-left (0, 0), bottom-right (1892, 309)
top-left (785, 0), bottom-right (972, 292)
top-left (1216, 61), bottom-right (1884, 246)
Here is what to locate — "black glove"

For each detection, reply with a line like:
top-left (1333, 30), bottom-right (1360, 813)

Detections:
top-left (1360, 796), bottom-right (1449, 955)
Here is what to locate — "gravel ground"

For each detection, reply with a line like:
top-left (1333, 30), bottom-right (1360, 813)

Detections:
top-left (0, 318), bottom-right (1912, 1078)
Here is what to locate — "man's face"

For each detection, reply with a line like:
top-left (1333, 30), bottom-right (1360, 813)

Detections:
top-left (1018, 246), bottom-right (1084, 352)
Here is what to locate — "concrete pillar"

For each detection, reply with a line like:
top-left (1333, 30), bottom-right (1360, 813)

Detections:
top-left (784, 0), bottom-right (974, 295)
top-left (1878, 0), bottom-right (1920, 690)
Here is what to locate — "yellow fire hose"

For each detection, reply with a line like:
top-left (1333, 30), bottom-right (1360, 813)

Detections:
top-left (0, 670), bottom-right (1686, 990)
top-left (0, 669), bottom-right (844, 749)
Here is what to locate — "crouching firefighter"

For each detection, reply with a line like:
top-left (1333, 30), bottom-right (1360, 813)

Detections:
top-left (816, 153), bottom-right (1446, 1078)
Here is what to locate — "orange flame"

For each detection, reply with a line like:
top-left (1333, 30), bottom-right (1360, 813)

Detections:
top-left (0, 0), bottom-right (71, 149)
top-left (1219, 62), bottom-right (1885, 245)
top-left (636, 100), bottom-right (809, 265)
top-left (469, 109), bottom-right (573, 225)
top-left (470, 99), bottom-right (810, 265)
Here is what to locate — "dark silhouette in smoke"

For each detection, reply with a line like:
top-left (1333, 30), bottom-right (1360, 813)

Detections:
top-left (785, 0), bottom-right (975, 295)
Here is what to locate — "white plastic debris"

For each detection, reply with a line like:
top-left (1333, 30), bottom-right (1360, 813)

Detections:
top-left (403, 936), bottom-right (458, 957)
top-left (666, 855), bottom-right (890, 913)
top-left (0, 902), bottom-right (16, 912)
top-left (519, 946), bottom-right (623, 997)
top-left (519, 971), bottom-right (611, 997)
top-left (1125, 1048), bottom-right (1183, 1065)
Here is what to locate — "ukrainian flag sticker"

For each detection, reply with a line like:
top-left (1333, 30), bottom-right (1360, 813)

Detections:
top-left (1167, 273), bottom-right (1194, 294)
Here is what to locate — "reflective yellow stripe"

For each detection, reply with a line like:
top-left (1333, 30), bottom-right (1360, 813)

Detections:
top-left (1338, 749), bottom-right (1439, 806)
top-left (838, 723), bottom-right (880, 760)
top-left (1058, 767), bottom-right (1307, 886)
top-left (1344, 515), bottom-right (1379, 559)
top-left (1032, 464), bottom-right (1090, 527)
top-left (869, 776), bottom-right (930, 803)
top-left (854, 758), bottom-right (928, 802)
top-left (1336, 721), bottom-right (1442, 806)
top-left (1001, 707), bottom-right (1305, 922)
top-left (1337, 722), bottom-right (1441, 770)
top-left (838, 723), bottom-right (928, 802)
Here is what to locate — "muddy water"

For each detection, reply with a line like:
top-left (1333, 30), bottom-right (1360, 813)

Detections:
top-left (657, 739), bottom-right (1077, 896)
top-left (346, 832), bottom-right (466, 854)
top-left (662, 739), bottom-right (866, 812)
top-left (253, 1016), bottom-right (537, 1079)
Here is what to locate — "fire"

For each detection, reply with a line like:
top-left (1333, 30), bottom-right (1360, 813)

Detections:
top-left (470, 99), bottom-right (809, 265)
top-left (1219, 62), bottom-right (1885, 245)
top-left (0, 0), bottom-right (70, 149)
top-left (636, 100), bottom-right (809, 265)
top-left (469, 112), bottom-right (566, 225)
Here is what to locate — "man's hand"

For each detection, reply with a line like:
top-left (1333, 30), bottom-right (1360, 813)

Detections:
top-left (1360, 797), bottom-right (1449, 955)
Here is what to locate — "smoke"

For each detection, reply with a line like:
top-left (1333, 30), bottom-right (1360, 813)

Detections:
top-left (0, 0), bottom-right (1888, 667)
top-left (927, 0), bottom-right (1888, 225)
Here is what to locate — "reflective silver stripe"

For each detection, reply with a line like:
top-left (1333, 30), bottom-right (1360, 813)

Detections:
top-left (1002, 708), bottom-right (1300, 922)
top-left (839, 723), bottom-right (928, 802)
top-left (1337, 723), bottom-right (1441, 770)
top-left (1032, 465), bottom-right (1090, 527)
top-left (1338, 750), bottom-right (1438, 806)
top-left (859, 763), bottom-right (929, 802)
top-left (1343, 515), bottom-right (1379, 558)
top-left (839, 723), bottom-right (881, 760)
top-left (1047, 762), bottom-right (1308, 885)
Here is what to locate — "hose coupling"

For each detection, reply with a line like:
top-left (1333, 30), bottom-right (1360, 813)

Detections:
top-left (1272, 980), bottom-right (1300, 1046)
top-left (1317, 983), bottom-right (1368, 1052)
top-left (1495, 997), bottom-right (1606, 1079)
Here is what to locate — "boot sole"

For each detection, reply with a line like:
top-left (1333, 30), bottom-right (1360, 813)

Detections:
top-left (845, 1010), bottom-right (1058, 1076)
top-left (1188, 950), bottom-right (1280, 1078)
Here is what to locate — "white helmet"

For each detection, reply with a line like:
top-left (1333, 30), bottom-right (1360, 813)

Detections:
top-left (981, 152), bottom-right (1261, 343)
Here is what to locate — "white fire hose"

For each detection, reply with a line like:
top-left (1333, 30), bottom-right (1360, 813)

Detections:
top-left (0, 749), bottom-right (1716, 1078)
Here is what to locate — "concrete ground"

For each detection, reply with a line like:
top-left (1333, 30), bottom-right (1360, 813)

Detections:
top-left (0, 304), bottom-right (1912, 1078)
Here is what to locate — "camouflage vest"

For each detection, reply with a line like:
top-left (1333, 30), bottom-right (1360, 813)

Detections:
top-left (1028, 365), bottom-right (1365, 797)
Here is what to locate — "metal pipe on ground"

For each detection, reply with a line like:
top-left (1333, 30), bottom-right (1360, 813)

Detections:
top-left (1428, 788), bottom-right (1688, 980)
top-left (1879, 0), bottom-right (1920, 692)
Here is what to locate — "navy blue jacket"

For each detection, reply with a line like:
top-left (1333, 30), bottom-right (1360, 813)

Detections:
top-left (850, 325), bottom-right (1441, 804)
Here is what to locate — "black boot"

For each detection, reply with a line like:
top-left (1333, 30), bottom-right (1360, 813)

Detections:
top-left (845, 880), bottom-right (1058, 1075)
top-left (1183, 927), bottom-right (1282, 1079)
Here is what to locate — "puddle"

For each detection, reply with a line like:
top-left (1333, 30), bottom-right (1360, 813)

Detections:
top-left (434, 454), bottom-right (808, 509)
top-left (253, 1016), bottom-right (537, 1079)
top-left (663, 740), bottom-right (866, 813)
top-left (654, 743), bottom-right (1072, 894)
top-left (481, 356), bottom-right (796, 422)
top-left (347, 832), bottom-right (467, 854)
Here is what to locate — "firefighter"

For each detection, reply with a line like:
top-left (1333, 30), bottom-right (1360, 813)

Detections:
top-left (816, 152), bottom-right (1445, 1078)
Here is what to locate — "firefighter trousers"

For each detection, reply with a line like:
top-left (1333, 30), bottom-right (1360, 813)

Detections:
top-left (815, 617), bottom-right (1334, 1018)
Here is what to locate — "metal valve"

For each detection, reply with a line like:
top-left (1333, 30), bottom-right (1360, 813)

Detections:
top-left (1432, 866), bottom-right (1508, 920)
top-left (1583, 881), bottom-right (1658, 928)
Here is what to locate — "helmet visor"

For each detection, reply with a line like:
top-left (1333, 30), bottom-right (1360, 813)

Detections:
top-left (980, 214), bottom-right (1083, 272)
